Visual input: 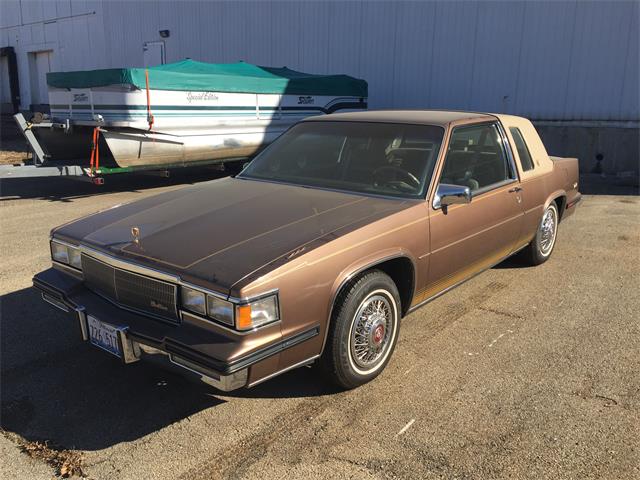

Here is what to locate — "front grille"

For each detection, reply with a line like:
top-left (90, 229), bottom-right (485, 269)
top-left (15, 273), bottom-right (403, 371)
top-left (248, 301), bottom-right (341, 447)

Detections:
top-left (81, 253), bottom-right (178, 322)
top-left (82, 254), bottom-right (116, 298)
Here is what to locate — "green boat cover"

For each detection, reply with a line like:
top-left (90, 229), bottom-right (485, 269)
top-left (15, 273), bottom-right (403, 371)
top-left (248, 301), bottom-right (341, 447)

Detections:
top-left (47, 59), bottom-right (368, 97)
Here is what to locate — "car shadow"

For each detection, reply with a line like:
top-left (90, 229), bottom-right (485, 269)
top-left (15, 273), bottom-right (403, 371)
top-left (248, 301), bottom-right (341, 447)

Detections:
top-left (226, 366), bottom-right (344, 400)
top-left (492, 252), bottom-right (531, 269)
top-left (0, 286), bottom-right (335, 451)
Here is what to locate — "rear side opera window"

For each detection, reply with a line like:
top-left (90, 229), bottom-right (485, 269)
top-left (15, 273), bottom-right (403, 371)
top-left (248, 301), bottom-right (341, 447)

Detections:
top-left (509, 127), bottom-right (535, 171)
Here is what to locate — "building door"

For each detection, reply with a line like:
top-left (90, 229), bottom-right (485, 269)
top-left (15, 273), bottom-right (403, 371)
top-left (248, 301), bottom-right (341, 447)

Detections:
top-left (28, 50), bottom-right (53, 110)
top-left (143, 41), bottom-right (165, 67)
top-left (0, 56), bottom-right (11, 112)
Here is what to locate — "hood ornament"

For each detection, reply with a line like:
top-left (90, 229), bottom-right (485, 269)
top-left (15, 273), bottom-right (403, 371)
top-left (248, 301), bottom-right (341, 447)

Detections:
top-left (131, 226), bottom-right (141, 245)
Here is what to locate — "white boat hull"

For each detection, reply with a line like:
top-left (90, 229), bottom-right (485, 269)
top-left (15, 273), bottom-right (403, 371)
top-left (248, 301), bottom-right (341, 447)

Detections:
top-left (46, 86), bottom-right (366, 169)
top-left (101, 122), bottom-right (287, 168)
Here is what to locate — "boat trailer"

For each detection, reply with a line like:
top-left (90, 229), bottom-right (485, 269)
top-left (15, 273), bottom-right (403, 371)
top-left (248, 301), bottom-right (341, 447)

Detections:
top-left (0, 113), bottom-right (103, 183)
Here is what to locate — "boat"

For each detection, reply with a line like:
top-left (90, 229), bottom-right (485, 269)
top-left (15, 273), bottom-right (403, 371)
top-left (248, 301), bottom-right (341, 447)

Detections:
top-left (25, 60), bottom-right (368, 176)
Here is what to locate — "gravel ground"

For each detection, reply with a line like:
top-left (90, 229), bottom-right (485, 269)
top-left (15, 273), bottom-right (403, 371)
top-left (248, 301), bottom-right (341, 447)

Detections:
top-left (0, 138), bottom-right (28, 165)
top-left (0, 126), bottom-right (29, 165)
top-left (0, 175), bottom-right (638, 480)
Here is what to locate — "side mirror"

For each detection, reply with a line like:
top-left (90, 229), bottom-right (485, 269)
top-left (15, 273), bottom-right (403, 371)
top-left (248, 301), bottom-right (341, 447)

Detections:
top-left (433, 183), bottom-right (472, 211)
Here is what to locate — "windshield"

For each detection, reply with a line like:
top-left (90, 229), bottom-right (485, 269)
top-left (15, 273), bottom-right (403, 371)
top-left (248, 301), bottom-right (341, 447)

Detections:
top-left (239, 121), bottom-right (445, 199)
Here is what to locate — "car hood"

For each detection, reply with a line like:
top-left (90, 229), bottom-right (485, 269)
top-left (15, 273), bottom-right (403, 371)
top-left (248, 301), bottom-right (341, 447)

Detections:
top-left (55, 177), bottom-right (413, 293)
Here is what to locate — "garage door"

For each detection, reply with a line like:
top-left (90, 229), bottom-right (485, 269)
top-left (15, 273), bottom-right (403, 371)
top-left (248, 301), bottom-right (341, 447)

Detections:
top-left (28, 50), bottom-right (53, 108)
top-left (0, 56), bottom-right (11, 110)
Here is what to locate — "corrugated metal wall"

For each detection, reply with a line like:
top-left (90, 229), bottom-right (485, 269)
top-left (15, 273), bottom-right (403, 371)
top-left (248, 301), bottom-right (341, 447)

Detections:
top-left (1, 0), bottom-right (638, 120)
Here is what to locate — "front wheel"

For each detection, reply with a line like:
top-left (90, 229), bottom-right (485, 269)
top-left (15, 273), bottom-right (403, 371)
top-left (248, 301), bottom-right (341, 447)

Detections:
top-left (319, 270), bottom-right (401, 389)
top-left (522, 201), bottom-right (559, 265)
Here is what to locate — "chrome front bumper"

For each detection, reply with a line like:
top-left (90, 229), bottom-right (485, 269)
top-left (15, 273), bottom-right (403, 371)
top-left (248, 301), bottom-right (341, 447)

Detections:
top-left (41, 291), bottom-right (248, 391)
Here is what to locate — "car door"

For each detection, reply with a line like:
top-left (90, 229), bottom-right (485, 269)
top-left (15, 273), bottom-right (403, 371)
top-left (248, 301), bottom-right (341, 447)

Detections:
top-left (419, 121), bottom-right (524, 302)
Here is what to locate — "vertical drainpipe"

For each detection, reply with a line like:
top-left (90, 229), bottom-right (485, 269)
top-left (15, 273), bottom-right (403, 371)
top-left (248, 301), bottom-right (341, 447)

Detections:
top-left (0, 46), bottom-right (21, 113)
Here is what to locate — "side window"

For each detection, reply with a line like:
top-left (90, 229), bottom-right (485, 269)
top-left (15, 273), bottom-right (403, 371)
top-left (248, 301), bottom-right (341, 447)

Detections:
top-left (509, 127), bottom-right (535, 171)
top-left (440, 123), bottom-right (514, 192)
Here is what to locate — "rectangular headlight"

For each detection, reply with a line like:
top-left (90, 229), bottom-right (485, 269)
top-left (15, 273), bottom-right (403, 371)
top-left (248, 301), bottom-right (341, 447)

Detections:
top-left (236, 294), bottom-right (279, 331)
top-left (51, 241), bottom-right (69, 264)
top-left (68, 247), bottom-right (82, 269)
top-left (51, 240), bottom-right (82, 271)
top-left (181, 286), bottom-right (206, 316)
top-left (207, 295), bottom-right (234, 326)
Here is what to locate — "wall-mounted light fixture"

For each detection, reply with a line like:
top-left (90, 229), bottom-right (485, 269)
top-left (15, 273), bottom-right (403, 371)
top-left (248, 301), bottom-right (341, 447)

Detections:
top-left (159, 30), bottom-right (170, 38)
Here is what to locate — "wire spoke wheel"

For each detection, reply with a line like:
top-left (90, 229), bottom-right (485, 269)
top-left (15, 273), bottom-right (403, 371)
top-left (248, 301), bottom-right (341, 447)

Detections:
top-left (539, 205), bottom-right (558, 256)
top-left (349, 292), bottom-right (395, 372)
top-left (320, 271), bottom-right (401, 389)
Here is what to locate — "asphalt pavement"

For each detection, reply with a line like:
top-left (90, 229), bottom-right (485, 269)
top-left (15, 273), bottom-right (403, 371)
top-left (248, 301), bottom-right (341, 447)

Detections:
top-left (0, 174), bottom-right (638, 479)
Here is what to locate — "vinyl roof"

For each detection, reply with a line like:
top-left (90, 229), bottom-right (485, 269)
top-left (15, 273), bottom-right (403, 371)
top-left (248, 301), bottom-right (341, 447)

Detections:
top-left (304, 110), bottom-right (496, 126)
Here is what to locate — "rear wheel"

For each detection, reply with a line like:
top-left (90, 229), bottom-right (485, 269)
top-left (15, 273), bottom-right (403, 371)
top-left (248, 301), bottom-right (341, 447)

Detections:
top-left (523, 201), bottom-right (559, 265)
top-left (319, 270), bottom-right (401, 389)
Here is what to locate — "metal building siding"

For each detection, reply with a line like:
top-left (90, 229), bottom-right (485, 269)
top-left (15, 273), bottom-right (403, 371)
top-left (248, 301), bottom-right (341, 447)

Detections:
top-left (620, 2), bottom-right (639, 120)
top-left (391, 1), bottom-right (437, 109)
top-left (246, 2), bottom-right (275, 66)
top-left (358, 2), bottom-right (399, 108)
top-left (513, 1), bottom-right (577, 119)
top-left (428, 1), bottom-right (480, 111)
top-left (469, 2), bottom-right (527, 114)
top-left (18, 0), bottom-right (44, 25)
top-left (563, 1), bottom-right (636, 120)
top-left (325, 1), bottom-right (363, 79)
top-left (56, 1), bottom-right (71, 18)
top-left (297, 1), bottom-right (330, 73)
top-left (217, 2), bottom-right (247, 63)
top-left (1, 0), bottom-right (637, 120)
top-left (271, 2), bottom-right (302, 68)
top-left (102, 0), bottom-right (149, 68)
top-left (0, 1), bottom-right (22, 28)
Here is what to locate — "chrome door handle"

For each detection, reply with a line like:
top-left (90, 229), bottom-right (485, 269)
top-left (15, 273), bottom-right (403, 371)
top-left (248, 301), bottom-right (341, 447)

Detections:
top-left (509, 186), bottom-right (523, 193)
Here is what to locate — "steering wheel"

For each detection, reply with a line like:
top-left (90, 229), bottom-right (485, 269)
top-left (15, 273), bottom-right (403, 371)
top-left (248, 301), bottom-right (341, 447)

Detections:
top-left (373, 166), bottom-right (421, 189)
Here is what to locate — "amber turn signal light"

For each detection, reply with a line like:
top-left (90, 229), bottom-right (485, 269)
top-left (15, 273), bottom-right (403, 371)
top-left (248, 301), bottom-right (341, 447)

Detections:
top-left (236, 305), bottom-right (253, 330)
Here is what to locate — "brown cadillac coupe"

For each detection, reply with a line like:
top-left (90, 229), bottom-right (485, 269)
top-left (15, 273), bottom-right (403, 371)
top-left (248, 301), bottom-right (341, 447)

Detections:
top-left (34, 111), bottom-right (581, 390)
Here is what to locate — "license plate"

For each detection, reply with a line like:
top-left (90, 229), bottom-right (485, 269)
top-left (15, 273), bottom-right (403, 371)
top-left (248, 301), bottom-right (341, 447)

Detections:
top-left (87, 315), bottom-right (122, 358)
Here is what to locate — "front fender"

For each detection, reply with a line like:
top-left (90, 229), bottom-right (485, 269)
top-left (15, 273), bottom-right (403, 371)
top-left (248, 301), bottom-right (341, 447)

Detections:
top-left (320, 248), bottom-right (418, 354)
